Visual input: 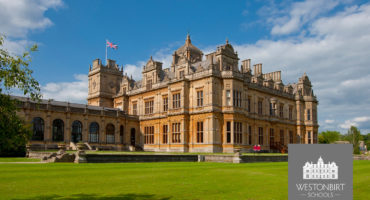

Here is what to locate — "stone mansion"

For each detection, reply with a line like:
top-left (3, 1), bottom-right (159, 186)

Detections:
top-left (19, 35), bottom-right (318, 153)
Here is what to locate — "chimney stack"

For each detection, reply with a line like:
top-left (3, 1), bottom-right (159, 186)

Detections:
top-left (241, 59), bottom-right (251, 73)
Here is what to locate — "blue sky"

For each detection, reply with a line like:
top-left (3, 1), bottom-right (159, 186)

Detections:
top-left (1, 0), bottom-right (370, 134)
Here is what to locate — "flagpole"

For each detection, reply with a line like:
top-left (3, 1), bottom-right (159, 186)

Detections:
top-left (105, 40), bottom-right (108, 65)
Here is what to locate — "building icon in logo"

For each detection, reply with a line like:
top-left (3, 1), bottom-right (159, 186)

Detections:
top-left (303, 156), bottom-right (338, 180)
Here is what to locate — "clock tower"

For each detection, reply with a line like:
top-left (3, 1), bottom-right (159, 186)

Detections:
top-left (87, 59), bottom-right (123, 107)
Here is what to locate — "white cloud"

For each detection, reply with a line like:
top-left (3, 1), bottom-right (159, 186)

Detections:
top-left (325, 119), bottom-right (335, 124)
top-left (0, 0), bottom-right (63, 38)
top-left (41, 74), bottom-right (88, 104)
top-left (268, 0), bottom-right (342, 35)
top-left (339, 116), bottom-right (370, 129)
top-left (123, 64), bottom-right (143, 81)
top-left (235, 2), bottom-right (370, 133)
top-left (0, 0), bottom-right (63, 54)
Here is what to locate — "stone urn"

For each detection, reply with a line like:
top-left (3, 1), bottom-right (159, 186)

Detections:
top-left (25, 144), bottom-right (31, 157)
top-left (233, 146), bottom-right (242, 163)
top-left (234, 146), bottom-right (242, 156)
top-left (74, 150), bottom-right (87, 163)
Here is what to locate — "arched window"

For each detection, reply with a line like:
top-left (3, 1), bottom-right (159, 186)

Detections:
top-left (71, 120), bottom-right (82, 143)
top-left (120, 125), bottom-right (124, 144)
top-left (52, 119), bottom-right (64, 142)
top-left (89, 122), bottom-right (99, 143)
top-left (106, 123), bottom-right (115, 144)
top-left (32, 117), bottom-right (44, 141)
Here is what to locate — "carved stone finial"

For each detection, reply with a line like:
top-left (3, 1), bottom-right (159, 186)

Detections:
top-left (226, 38), bottom-right (229, 44)
top-left (186, 33), bottom-right (191, 45)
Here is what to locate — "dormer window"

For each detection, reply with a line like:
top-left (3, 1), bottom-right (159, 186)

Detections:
top-left (146, 79), bottom-right (152, 90)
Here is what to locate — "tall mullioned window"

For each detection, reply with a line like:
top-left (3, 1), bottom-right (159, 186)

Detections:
top-left (144, 126), bottom-right (154, 144)
top-left (226, 90), bottom-right (231, 106)
top-left (162, 125), bottom-right (168, 144)
top-left (197, 121), bottom-right (204, 143)
top-left (280, 130), bottom-right (285, 145)
top-left (106, 123), bottom-right (115, 144)
top-left (145, 100), bottom-right (154, 114)
top-left (197, 90), bottom-right (203, 107)
top-left (289, 131), bottom-right (294, 144)
top-left (52, 119), bottom-right (64, 142)
top-left (247, 97), bottom-right (251, 112)
top-left (32, 117), bottom-right (44, 141)
top-left (146, 79), bottom-right (152, 90)
top-left (258, 100), bottom-right (263, 115)
top-left (172, 123), bottom-right (181, 143)
top-left (226, 122), bottom-right (231, 143)
top-left (258, 127), bottom-right (263, 145)
top-left (233, 90), bottom-right (242, 107)
top-left (289, 106), bottom-right (293, 120)
top-left (173, 93), bottom-right (181, 109)
top-left (270, 128), bottom-right (275, 145)
top-left (132, 102), bottom-right (137, 115)
top-left (279, 104), bottom-right (284, 118)
top-left (89, 122), bottom-right (99, 143)
top-left (234, 122), bottom-right (242, 144)
top-left (313, 131), bottom-right (317, 143)
top-left (308, 131), bottom-right (312, 144)
top-left (163, 96), bottom-right (168, 111)
top-left (307, 109), bottom-right (311, 120)
top-left (269, 103), bottom-right (275, 116)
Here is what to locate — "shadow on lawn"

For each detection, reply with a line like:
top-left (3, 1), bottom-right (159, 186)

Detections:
top-left (13, 193), bottom-right (172, 200)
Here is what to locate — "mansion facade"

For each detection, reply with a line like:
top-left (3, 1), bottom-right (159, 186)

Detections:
top-left (19, 35), bottom-right (318, 153)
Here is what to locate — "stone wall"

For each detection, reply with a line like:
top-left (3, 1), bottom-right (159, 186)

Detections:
top-left (353, 155), bottom-right (370, 160)
top-left (240, 155), bottom-right (288, 163)
top-left (85, 154), bottom-right (198, 163)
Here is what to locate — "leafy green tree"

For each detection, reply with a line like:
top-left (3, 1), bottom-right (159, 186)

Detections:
top-left (0, 35), bottom-right (41, 156)
top-left (343, 126), bottom-right (361, 154)
top-left (363, 133), bottom-right (370, 150)
top-left (318, 131), bottom-right (341, 144)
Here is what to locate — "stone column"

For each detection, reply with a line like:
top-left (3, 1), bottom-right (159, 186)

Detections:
top-left (65, 113), bottom-right (70, 143)
top-left (100, 116), bottom-right (105, 143)
top-left (45, 111), bottom-right (51, 142)
top-left (83, 115), bottom-right (88, 142)
top-left (231, 120), bottom-right (234, 144)
top-left (115, 118), bottom-right (119, 145)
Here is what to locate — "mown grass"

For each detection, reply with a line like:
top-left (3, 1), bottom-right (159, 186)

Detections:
top-left (0, 161), bottom-right (368, 200)
top-left (0, 157), bottom-right (40, 162)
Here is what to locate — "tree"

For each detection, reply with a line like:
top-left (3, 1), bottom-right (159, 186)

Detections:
top-left (363, 133), bottom-right (370, 151)
top-left (343, 126), bottom-right (361, 154)
top-left (0, 35), bottom-right (41, 156)
top-left (318, 131), bottom-right (341, 144)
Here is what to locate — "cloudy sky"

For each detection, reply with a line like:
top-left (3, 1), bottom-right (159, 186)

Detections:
top-left (1, 0), bottom-right (370, 134)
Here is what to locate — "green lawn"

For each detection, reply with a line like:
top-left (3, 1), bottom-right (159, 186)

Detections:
top-left (0, 157), bottom-right (40, 162)
top-left (0, 161), bottom-right (368, 200)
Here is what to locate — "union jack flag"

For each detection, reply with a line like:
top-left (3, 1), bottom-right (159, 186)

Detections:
top-left (106, 40), bottom-right (118, 49)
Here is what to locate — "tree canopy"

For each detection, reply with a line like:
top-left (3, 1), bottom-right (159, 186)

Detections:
top-left (318, 131), bottom-right (341, 144)
top-left (0, 35), bottom-right (41, 156)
